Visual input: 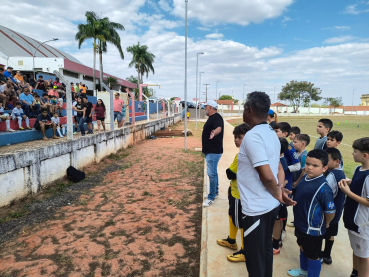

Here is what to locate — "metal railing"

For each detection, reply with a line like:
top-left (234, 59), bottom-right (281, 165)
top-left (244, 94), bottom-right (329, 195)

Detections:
top-left (100, 83), bottom-right (115, 131)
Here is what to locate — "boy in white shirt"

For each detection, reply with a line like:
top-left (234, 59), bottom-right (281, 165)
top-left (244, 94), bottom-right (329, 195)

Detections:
top-left (51, 112), bottom-right (66, 137)
top-left (0, 106), bottom-right (14, 132)
top-left (11, 102), bottom-right (31, 130)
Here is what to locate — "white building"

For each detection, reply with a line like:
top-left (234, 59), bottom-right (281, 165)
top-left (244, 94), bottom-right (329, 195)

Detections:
top-left (0, 24), bottom-right (136, 90)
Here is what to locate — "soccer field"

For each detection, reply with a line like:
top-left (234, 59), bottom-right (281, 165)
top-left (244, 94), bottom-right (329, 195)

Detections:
top-left (227, 115), bottom-right (369, 178)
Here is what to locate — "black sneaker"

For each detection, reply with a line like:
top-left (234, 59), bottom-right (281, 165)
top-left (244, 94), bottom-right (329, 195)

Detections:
top-left (323, 257), bottom-right (332, 265)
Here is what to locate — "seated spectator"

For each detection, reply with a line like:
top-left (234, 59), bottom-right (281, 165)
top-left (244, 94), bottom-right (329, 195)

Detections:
top-left (19, 87), bottom-right (40, 117)
top-left (14, 71), bottom-right (24, 83)
top-left (74, 83), bottom-right (79, 94)
top-left (41, 93), bottom-right (51, 114)
top-left (28, 76), bottom-right (36, 88)
top-left (4, 67), bottom-right (16, 84)
top-left (35, 75), bottom-right (46, 91)
top-left (34, 108), bottom-right (59, 141)
top-left (0, 67), bottom-right (7, 85)
top-left (3, 80), bottom-right (17, 109)
top-left (34, 95), bottom-right (42, 114)
top-left (53, 77), bottom-right (63, 90)
top-left (48, 78), bottom-right (53, 86)
top-left (11, 102), bottom-right (31, 130)
top-left (50, 95), bottom-right (62, 116)
top-left (0, 83), bottom-right (7, 109)
top-left (48, 86), bottom-right (63, 106)
top-left (0, 109), bottom-right (14, 132)
top-left (71, 82), bottom-right (75, 93)
top-left (52, 112), bottom-right (66, 137)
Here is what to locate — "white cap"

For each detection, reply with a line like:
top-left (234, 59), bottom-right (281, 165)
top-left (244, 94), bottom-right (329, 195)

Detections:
top-left (204, 100), bottom-right (218, 109)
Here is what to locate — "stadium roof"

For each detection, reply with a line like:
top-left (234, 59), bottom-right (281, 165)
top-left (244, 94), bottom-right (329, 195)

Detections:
top-left (0, 25), bottom-right (81, 64)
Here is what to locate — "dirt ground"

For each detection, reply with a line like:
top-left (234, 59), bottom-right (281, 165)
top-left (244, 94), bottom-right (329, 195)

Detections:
top-left (0, 132), bottom-right (204, 277)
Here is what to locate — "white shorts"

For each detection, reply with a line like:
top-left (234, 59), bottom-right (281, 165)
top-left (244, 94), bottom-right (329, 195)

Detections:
top-left (348, 230), bottom-right (369, 258)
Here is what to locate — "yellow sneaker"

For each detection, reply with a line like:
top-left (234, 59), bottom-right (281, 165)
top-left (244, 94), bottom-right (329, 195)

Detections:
top-left (227, 249), bottom-right (245, 262)
top-left (216, 237), bottom-right (238, 250)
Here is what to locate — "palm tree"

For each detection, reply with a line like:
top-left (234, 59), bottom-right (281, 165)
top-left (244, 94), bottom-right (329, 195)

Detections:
top-left (75, 11), bottom-right (103, 91)
top-left (96, 17), bottom-right (124, 90)
top-left (127, 42), bottom-right (155, 87)
top-left (104, 76), bottom-right (118, 89)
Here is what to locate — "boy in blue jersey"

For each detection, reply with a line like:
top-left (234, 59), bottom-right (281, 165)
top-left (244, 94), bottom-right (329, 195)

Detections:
top-left (274, 122), bottom-right (301, 238)
top-left (315, 118), bottom-right (333, 150)
top-left (322, 148), bottom-right (346, 265)
top-left (273, 138), bottom-right (292, 254)
top-left (288, 149), bottom-right (336, 277)
top-left (326, 130), bottom-right (344, 170)
top-left (339, 137), bottom-right (369, 277)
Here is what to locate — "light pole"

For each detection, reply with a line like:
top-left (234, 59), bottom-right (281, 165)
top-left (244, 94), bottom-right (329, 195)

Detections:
top-left (274, 86), bottom-right (277, 105)
top-left (243, 84), bottom-right (247, 104)
top-left (216, 80), bottom-right (220, 100)
top-left (184, 0), bottom-right (188, 151)
top-left (195, 52), bottom-right (204, 130)
top-left (197, 72), bottom-right (204, 126)
top-left (33, 38), bottom-right (58, 78)
top-left (203, 84), bottom-right (210, 102)
top-left (352, 89), bottom-right (355, 115)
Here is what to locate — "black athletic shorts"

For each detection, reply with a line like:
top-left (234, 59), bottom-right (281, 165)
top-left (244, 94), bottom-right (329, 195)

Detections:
top-left (228, 187), bottom-right (243, 229)
top-left (323, 223), bottom-right (339, 239)
top-left (276, 204), bottom-right (287, 220)
top-left (295, 228), bottom-right (323, 260)
top-left (35, 124), bottom-right (52, 131)
top-left (74, 115), bottom-right (77, 122)
top-left (85, 116), bottom-right (92, 123)
top-left (96, 116), bottom-right (105, 121)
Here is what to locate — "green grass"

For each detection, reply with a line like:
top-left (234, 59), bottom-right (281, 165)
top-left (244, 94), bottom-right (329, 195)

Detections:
top-left (227, 115), bottom-right (369, 178)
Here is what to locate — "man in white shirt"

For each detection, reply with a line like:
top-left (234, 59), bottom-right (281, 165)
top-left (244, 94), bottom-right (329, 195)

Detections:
top-left (238, 91), bottom-right (296, 276)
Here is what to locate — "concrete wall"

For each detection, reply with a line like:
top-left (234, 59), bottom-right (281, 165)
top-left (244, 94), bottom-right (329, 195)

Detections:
top-left (0, 114), bottom-right (182, 207)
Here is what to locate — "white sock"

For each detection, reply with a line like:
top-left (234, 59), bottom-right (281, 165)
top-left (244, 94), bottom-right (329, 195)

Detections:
top-left (57, 126), bottom-right (63, 137)
top-left (6, 119), bottom-right (10, 130)
top-left (17, 116), bottom-right (22, 128)
top-left (25, 117), bottom-right (29, 128)
top-left (62, 126), bottom-right (66, 135)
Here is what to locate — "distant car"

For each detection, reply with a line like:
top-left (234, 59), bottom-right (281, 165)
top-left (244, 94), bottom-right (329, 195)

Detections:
top-left (180, 101), bottom-right (196, 108)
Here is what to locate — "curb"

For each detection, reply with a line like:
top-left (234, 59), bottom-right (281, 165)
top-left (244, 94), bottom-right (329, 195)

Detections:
top-left (199, 158), bottom-right (208, 277)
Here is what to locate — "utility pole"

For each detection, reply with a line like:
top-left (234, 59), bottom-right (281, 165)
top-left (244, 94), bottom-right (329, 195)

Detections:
top-left (203, 84), bottom-right (210, 102)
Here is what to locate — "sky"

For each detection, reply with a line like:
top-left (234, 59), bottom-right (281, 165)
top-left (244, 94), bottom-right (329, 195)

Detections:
top-left (1, 0), bottom-right (369, 105)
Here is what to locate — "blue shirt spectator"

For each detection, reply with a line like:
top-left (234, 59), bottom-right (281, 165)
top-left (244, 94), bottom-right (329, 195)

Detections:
top-left (4, 68), bottom-right (16, 83)
top-left (20, 92), bottom-right (35, 105)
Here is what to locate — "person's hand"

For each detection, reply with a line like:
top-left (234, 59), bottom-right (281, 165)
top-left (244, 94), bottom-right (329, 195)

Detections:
top-left (281, 188), bottom-right (297, 206)
top-left (209, 129), bottom-right (216, 139)
top-left (338, 179), bottom-right (351, 195)
top-left (326, 223), bottom-right (330, 229)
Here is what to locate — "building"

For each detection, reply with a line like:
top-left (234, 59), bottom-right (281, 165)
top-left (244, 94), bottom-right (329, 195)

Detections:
top-left (360, 94), bottom-right (369, 106)
top-left (0, 25), bottom-right (136, 90)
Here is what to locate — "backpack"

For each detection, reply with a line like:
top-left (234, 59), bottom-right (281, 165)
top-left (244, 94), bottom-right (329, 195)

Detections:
top-left (67, 166), bottom-right (85, 182)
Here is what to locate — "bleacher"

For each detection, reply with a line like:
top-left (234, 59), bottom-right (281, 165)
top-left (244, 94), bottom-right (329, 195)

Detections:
top-left (0, 91), bottom-right (161, 146)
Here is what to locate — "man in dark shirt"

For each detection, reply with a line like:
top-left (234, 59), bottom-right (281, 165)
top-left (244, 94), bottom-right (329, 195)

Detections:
top-left (202, 100), bottom-right (224, 207)
top-left (35, 75), bottom-right (46, 91)
top-left (0, 67), bottom-right (8, 85)
top-left (83, 96), bottom-right (94, 134)
top-left (34, 108), bottom-right (59, 140)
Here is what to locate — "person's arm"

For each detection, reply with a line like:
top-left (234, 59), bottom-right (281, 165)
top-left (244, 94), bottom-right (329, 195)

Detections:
top-left (90, 105), bottom-right (94, 117)
top-left (325, 213), bottom-right (335, 228)
top-left (293, 169), bottom-right (306, 187)
top-left (339, 179), bottom-right (369, 207)
top-left (82, 107), bottom-right (86, 118)
top-left (288, 162), bottom-right (301, 173)
top-left (209, 127), bottom-right (222, 139)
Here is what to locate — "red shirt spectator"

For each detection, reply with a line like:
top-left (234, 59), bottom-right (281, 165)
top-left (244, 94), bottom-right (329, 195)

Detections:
top-left (53, 77), bottom-right (63, 89)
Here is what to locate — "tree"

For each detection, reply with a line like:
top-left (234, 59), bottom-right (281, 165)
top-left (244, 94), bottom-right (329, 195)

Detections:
top-left (219, 95), bottom-right (233, 100)
top-left (103, 76), bottom-right (117, 89)
top-left (96, 18), bottom-right (124, 90)
top-left (278, 80), bottom-right (322, 113)
top-left (327, 97), bottom-right (343, 114)
top-left (170, 97), bottom-right (179, 101)
top-left (75, 11), bottom-right (103, 91)
top-left (127, 42), bottom-right (155, 86)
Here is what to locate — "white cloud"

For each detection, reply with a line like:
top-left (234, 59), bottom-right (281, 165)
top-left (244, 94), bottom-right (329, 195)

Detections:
top-left (322, 26), bottom-right (350, 30)
top-left (205, 33), bottom-right (224, 39)
top-left (172, 0), bottom-right (294, 26)
top-left (197, 26), bottom-right (211, 31)
top-left (323, 36), bottom-right (356, 44)
top-left (281, 16), bottom-right (292, 23)
top-left (158, 0), bottom-right (172, 12)
top-left (343, 4), bottom-right (369, 14)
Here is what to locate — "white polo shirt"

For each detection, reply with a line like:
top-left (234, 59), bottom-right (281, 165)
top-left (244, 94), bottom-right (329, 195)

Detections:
top-left (237, 123), bottom-right (280, 216)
